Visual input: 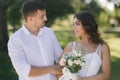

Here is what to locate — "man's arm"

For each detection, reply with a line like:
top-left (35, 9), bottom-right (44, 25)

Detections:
top-left (29, 65), bottom-right (62, 77)
top-left (8, 37), bottom-right (62, 77)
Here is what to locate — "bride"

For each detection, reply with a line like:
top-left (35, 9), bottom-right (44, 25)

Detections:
top-left (59, 11), bottom-right (111, 80)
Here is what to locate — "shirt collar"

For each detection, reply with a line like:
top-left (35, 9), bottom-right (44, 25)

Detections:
top-left (22, 25), bottom-right (31, 35)
top-left (38, 27), bottom-right (44, 36)
top-left (22, 24), bottom-right (44, 36)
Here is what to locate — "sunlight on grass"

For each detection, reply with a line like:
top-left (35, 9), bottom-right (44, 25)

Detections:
top-left (104, 38), bottom-right (120, 59)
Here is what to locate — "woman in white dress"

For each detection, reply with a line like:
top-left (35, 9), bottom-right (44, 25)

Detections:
top-left (61, 11), bottom-right (111, 80)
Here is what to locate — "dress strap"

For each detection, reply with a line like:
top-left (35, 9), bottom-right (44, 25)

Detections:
top-left (72, 42), bottom-right (76, 52)
top-left (95, 44), bottom-right (102, 56)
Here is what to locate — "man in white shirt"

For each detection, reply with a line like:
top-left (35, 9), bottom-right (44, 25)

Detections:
top-left (7, 0), bottom-right (63, 80)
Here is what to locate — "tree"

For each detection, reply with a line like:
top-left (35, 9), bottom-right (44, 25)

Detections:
top-left (0, 0), bottom-right (15, 51)
top-left (7, 0), bottom-right (24, 32)
top-left (41, 0), bottom-right (74, 26)
top-left (114, 5), bottom-right (120, 26)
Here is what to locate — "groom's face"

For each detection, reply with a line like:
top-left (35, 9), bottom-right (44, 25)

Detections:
top-left (32, 10), bottom-right (47, 29)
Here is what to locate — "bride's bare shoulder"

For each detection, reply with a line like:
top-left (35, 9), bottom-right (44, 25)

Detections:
top-left (101, 43), bottom-right (110, 52)
top-left (63, 42), bottom-right (73, 53)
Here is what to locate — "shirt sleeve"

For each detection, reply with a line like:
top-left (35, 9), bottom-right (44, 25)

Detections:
top-left (7, 37), bottom-right (30, 77)
top-left (50, 30), bottom-right (63, 61)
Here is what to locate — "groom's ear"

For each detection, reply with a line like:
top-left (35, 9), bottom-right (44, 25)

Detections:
top-left (26, 14), bottom-right (35, 23)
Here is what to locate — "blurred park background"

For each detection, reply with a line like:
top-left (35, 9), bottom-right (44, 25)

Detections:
top-left (0, 0), bottom-right (120, 80)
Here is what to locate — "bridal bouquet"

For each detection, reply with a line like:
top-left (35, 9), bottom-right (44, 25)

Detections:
top-left (59, 50), bottom-right (85, 80)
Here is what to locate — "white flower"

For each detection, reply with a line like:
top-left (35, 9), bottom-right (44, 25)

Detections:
top-left (68, 59), bottom-right (73, 66)
top-left (62, 67), bottom-right (70, 73)
top-left (59, 50), bottom-right (86, 73)
top-left (59, 58), bottom-right (66, 66)
top-left (80, 62), bottom-right (85, 66)
top-left (73, 50), bottom-right (82, 57)
top-left (74, 60), bottom-right (81, 65)
top-left (76, 53), bottom-right (82, 57)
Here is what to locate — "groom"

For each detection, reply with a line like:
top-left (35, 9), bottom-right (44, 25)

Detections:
top-left (8, 0), bottom-right (63, 80)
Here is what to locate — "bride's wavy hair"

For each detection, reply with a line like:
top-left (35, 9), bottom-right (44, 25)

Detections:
top-left (74, 11), bottom-right (104, 44)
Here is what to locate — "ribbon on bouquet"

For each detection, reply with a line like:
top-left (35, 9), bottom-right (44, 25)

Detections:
top-left (58, 67), bottom-right (78, 80)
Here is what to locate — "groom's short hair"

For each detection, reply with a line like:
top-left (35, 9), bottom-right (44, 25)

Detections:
top-left (22, 0), bottom-right (46, 20)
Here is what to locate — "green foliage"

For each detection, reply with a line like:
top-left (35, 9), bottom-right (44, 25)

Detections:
top-left (67, 65), bottom-right (80, 73)
top-left (115, 6), bottom-right (120, 26)
top-left (0, 52), bottom-right (18, 80)
top-left (54, 31), bottom-right (78, 49)
top-left (111, 57), bottom-right (120, 80)
top-left (7, 0), bottom-right (23, 26)
top-left (81, 0), bottom-right (103, 22)
top-left (6, 0), bottom-right (74, 28)
top-left (7, 0), bottom-right (24, 32)
top-left (0, 0), bottom-right (14, 7)
top-left (41, 0), bottom-right (74, 26)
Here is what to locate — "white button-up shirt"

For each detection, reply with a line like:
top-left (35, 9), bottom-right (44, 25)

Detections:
top-left (8, 25), bottom-right (63, 80)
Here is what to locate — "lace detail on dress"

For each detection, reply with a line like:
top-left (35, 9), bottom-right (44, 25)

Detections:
top-left (72, 42), bottom-right (76, 52)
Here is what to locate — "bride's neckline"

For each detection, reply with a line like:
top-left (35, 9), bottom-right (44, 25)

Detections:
top-left (76, 41), bottom-right (99, 51)
top-left (84, 52), bottom-right (96, 56)
top-left (73, 42), bottom-right (101, 56)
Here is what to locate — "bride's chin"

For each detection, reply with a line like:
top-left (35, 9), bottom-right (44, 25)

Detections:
top-left (74, 34), bottom-right (79, 38)
top-left (75, 34), bottom-right (81, 38)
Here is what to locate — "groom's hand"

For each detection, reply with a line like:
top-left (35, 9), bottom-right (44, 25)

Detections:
top-left (52, 65), bottom-right (63, 74)
top-left (56, 74), bottom-right (62, 78)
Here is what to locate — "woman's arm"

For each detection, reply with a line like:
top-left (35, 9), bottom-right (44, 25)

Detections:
top-left (78, 43), bottom-right (111, 80)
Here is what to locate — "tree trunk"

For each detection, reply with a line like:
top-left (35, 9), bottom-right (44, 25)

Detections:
top-left (0, 7), bottom-right (9, 51)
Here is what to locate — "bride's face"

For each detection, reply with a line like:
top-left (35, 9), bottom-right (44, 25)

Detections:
top-left (73, 18), bottom-right (86, 38)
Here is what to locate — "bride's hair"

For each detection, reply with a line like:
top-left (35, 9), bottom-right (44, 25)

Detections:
top-left (74, 11), bottom-right (104, 44)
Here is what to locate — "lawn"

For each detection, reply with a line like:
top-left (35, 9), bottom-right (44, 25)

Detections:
top-left (0, 31), bottom-right (120, 80)
top-left (105, 37), bottom-right (120, 80)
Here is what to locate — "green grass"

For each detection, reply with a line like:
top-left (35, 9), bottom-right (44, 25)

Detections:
top-left (54, 31), bottom-right (77, 48)
top-left (105, 37), bottom-right (120, 80)
top-left (111, 56), bottom-right (120, 80)
top-left (0, 31), bottom-right (120, 80)
top-left (105, 38), bottom-right (120, 58)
